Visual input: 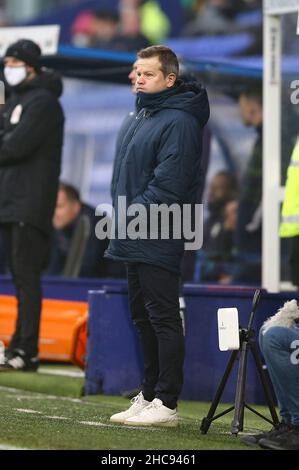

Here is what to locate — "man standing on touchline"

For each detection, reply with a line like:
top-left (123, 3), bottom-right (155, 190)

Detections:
top-left (0, 39), bottom-right (64, 371)
top-left (107, 45), bottom-right (210, 427)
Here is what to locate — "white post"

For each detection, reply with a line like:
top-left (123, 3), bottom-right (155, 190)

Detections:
top-left (262, 12), bottom-right (281, 292)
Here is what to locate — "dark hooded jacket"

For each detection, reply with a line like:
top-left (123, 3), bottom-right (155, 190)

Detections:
top-left (0, 69), bottom-right (64, 234)
top-left (107, 80), bottom-right (210, 273)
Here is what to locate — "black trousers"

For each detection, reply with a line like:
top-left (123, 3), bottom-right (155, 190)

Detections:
top-left (127, 262), bottom-right (184, 409)
top-left (1, 223), bottom-right (49, 357)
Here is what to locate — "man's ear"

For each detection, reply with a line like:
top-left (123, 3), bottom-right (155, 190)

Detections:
top-left (166, 73), bottom-right (177, 88)
top-left (26, 65), bottom-right (37, 78)
top-left (73, 200), bottom-right (82, 217)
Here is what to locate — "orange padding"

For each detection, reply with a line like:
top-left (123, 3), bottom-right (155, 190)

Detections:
top-left (0, 295), bottom-right (88, 367)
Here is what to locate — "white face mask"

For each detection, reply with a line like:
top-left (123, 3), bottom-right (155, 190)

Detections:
top-left (4, 66), bottom-right (27, 87)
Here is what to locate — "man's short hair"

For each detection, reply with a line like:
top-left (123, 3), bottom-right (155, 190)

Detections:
top-left (215, 170), bottom-right (239, 199)
top-left (137, 45), bottom-right (179, 78)
top-left (59, 182), bottom-right (80, 202)
top-left (239, 85), bottom-right (263, 107)
top-left (92, 9), bottom-right (119, 23)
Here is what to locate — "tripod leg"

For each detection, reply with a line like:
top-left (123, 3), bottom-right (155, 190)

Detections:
top-left (231, 340), bottom-right (249, 435)
top-left (250, 342), bottom-right (280, 427)
top-left (200, 350), bottom-right (238, 434)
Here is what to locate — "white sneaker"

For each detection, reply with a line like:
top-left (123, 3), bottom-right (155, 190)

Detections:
top-left (124, 398), bottom-right (178, 427)
top-left (110, 392), bottom-right (150, 423)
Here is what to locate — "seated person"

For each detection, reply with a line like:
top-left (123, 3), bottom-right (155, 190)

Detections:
top-left (181, 0), bottom-right (250, 37)
top-left (194, 171), bottom-right (238, 283)
top-left (218, 199), bottom-right (238, 284)
top-left (88, 9), bottom-right (149, 52)
top-left (46, 182), bottom-right (109, 278)
top-left (241, 299), bottom-right (299, 450)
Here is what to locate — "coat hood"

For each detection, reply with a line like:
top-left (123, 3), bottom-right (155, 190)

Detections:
top-left (136, 79), bottom-right (210, 128)
top-left (17, 67), bottom-right (63, 98)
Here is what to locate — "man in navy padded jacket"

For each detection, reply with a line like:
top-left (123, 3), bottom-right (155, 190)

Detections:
top-left (108, 45), bottom-right (209, 427)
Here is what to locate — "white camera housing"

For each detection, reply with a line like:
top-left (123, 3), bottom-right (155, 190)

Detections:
top-left (217, 308), bottom-right (240, 351)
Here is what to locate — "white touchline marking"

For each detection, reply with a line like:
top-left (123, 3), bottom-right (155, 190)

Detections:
top-left (14, 408), bottom-right (43, 414)
top-left (14, 408), bottom-right (71, 421)
top-left (1, 385), bottom-right (164, 431)
top-left (12, 412), bottom-right (156, 431)
top-left (5, 395), bottom-right (54, 400)
top-left (78, 421), bottom-right (108, 427)
top-left (4, 393), bottom-right (163, 433)
top-left (6, 394), bottom-right (86, 403)
top-left (0, 386), bottom-right (91, 405)
top-left (1, 387), bottom-right (119, 410)
top-left (43, 416), bottom-right (71, 420)
top-left (0, 444), bottom-right (30, 450)
top-left (0, 385), bottom-right (24, 393)
top-left (38, 368), bottom-right (84, 379)
top-left (78, 421), bottom-right (159, 431)
top-left (14, 409), bottom-right (74, 422)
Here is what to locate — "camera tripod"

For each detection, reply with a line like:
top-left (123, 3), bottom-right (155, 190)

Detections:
top-left (200, 289), bottom-right (280, 436)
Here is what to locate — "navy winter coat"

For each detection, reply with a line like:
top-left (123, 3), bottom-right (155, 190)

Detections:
top-left (107, 80), bottom-right (210, 273)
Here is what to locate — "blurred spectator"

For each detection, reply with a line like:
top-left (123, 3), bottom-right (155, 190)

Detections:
top-left (234, 85), bottom-right (299, 284)
top-left (220, 199), bottom-right (238, 283)
top-left (280, 142), bottom-right (299, 289)
top-left (139, 0), bottom-right (170, 43)
top-left (194, 171), bottom-right (238, 283)
top-left (89, 9), bottom-right (120, 48)
top-left (120, 0), bottom-right (142, 40)
top-left (182, 0), bottom-right (250, 36)
top-left (119, 0), bottom-right (170, 44)
top-left (233, 86), bottom-right (263, 284)
top-left (72, 8), bottom-right (149, 52)
top-left (128, 59), bottom-right (138, 91)
top-left (71, 9), bottom-right (94, 47)
top-left (46, 182), bottom-right (109, 278)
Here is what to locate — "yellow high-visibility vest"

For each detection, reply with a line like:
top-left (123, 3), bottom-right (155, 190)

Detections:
top-left (140, 1), bottom-right (171, 44)
top-left (280, 140), bottom-right (299, 237)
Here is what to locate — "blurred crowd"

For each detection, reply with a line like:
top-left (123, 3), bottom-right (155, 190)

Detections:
top-left (1, 0), bottom-right (298, 288)
top-left (68, 0), bottom-right (262, 52)
top-left (0, 1), bottom-right (263, 53)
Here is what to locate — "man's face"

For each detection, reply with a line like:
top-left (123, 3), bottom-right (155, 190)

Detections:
top-left (4, 56), bottom-right (35, 80)
top-left (90, 17), bottom-right (118, 40)
top-left (238, 94), bottom-right (262, 127)
top-left (208, 175), bottom-right (229, 205)
top-left (53, 190), bottom-right (81, 230)
top-left (128, 61), bottom-right (137, 92)
top-left (239, 95), bottom-right (253, 126)
top-left (135, 56), bottom-right (176, 94)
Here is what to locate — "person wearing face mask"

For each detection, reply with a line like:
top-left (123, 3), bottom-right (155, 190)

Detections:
top-left (0, 39), bottom-right (64, 372)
